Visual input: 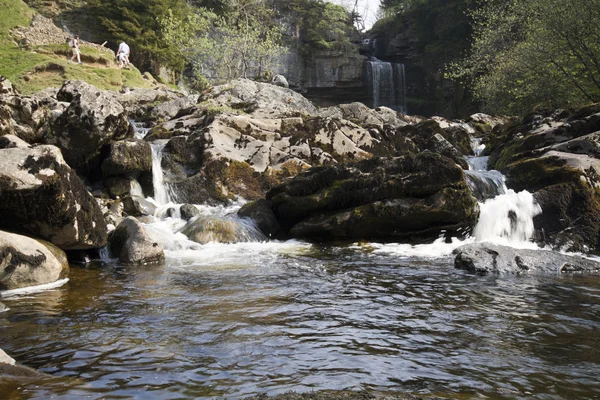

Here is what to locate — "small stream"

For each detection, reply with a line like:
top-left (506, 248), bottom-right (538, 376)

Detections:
top-left (1, 131), bottom-right (599, 399)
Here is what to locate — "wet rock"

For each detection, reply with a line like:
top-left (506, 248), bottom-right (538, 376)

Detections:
top-left (0, 302), bottom-right (7, 313)
top-left (104, 176), bottom-right (135, 198)
top-left (109, 217), bottom-right (164, 265)
top-left (48, 80), bottom-right (133, 178)
top-left (267, 152), bottom-right (479, 241)
top-left (0, 230), bottom-right (69, 290)
top-left (238, 199), bottom-right (280, 238)
top-left (0, 144), bottom-right (107, 250)
top-left (454, 243), bottom-right (600, 274)
top-left (180, 216), bottom-right (267, 244)
top-left (101, 139), bottom-right (152, 178)
top-left (180, 204), bottom-right (200, 221)
top-left (123, 195), bottom-right (157, 217)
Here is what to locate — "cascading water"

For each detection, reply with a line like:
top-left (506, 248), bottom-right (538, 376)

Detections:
top-left (131, 120), bottom-right (151, 140)
top-left (150, 140), bottom-right (173, 205)
top-left (366, 58), bottom-right (407, 112)
top-left (463, 137), bottom-right (541, 247)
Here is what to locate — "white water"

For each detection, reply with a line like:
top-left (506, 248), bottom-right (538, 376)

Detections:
top-left (0, 279), bottom-right (69, 298)
top-left (131, 120), bottom-right (151, 140)
top-left (151, 140), bottom-right (173, 205)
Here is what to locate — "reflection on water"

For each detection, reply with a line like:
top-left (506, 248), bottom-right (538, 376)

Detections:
top-left (1, 243), bottom-right (600, 399)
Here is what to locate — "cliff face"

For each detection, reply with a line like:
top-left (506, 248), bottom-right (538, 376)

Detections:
top-left (276, 48), bottom-right (368, 107)
top-left (370, 1), bottom-right (476, 118)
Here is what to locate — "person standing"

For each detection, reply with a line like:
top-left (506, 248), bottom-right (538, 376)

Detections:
top-left (69, 35), bottom-right (82, 64)
top-left (116, 41), bottom-right (130, 69)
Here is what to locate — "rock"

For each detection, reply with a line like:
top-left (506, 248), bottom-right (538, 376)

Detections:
top-left (238, 199), bottom-right (280, 237)
top-left (272, 74), bottom-right (289, 88)
top-left (101, 139), bottom-right (152, 177)
top-left (150, 94), bottom-right (200, 121)
top-left (162, 113), bottom-right (387, 204)
top-left (0, 134), bottom-right (30, 149)
top-left (0, 144), bottom-right (107, 250)
top-left (123, 195), bottom-right (157, 217)
top-left (0, 78), bottom-right (53, 143)
top-left (117, 87), bottom-right (181, 118)
top-left (109, 217), bottom-right (164, 265)
top-left (467, 113), bottom-right (511, 135)
top-left (454, 243), bottom-right (600, 274)
top-left (267, 152), bottom-right (479, 241)
top-left (207, 79), bottom-right (318, 117)
top-left (0, 302), bottom-right (7, 313)
top-left (320, 102), bottom-right (407, 131)
top-left (0, 348), bottom-right (15, 365)
top-left (0, 230), bottom-right (69, 290)
top-left (48, 80), bottom-right (133, 178)
top-left (104, 176), bottom-right (136, 198)
top-left (180, 204), bottom-right (200, 221)
top-left (180, 215), bottom-right (267, 244)
top-left (398, 120), bottom-right (469, 168)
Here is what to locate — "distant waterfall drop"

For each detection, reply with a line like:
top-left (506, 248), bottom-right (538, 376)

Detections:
top-left (366, 58), bottom-right (407, 113)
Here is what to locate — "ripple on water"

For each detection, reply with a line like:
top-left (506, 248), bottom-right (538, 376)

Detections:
top-left (1, 243), bottom-right (600, 399)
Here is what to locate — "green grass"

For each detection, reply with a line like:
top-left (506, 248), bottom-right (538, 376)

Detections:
top-left (0, 0), bottom-right (158, 94)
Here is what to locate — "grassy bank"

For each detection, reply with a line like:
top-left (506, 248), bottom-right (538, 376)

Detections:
top-left (0, 0), bottom-right (155, 93)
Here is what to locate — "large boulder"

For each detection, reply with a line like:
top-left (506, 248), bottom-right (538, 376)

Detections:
top-left (48, 80), bottom-right (133, 178)
top-left (0, 139), bottom-right (107, 249)
top-left (454, 243), bottom-right (600, 274)
top-left (109, 217), bottom-right (164, 265)
top-left (238, 199), bottom-right (280, 238)
top-left (0, 230), bottom-right (69, 290)
top-left (150, 94), bottom-right (200, 121)
top-left (266, 152), bottom-right (479, 241)
top-left (101, 139), bottom-right (152, 177)
top-left (207, 79), bottom-right (318, 117)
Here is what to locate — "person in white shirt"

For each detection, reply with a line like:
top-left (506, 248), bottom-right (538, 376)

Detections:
top-left (116, 41), bottom-right (130, 69)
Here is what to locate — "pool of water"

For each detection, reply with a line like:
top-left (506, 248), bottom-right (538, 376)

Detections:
top-left (1, 241), bottom-right (599, 399)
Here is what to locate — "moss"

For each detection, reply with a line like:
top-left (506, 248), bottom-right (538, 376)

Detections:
top-left (505, 156), bottom-right (581, 192)
top-left (489, 140), bottom-right (523, 171)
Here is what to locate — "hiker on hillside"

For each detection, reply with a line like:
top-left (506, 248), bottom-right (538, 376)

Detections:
top-left (69, 35), bottom-right (82, 64)
top-left (116, 41), bottom-right (130, 69)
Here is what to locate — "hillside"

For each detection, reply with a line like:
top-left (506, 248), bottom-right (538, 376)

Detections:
top-left (0, 0), bottom-right (157, 94)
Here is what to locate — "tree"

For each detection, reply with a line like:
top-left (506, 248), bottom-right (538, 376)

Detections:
top-left (161, 0), bottom-right (283, 86)
top-left (449, 0), bottom-right (600, 115)
top-left (86, 0), bottom-right (188, 73)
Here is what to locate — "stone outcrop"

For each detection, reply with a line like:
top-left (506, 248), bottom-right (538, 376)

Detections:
top-left (486, 104), bottom-right (600, 251)
top-left (150, 94), bottom-right (200, 121)
top-left (0, 76), bottom-right (66, 143)
top-left (0, 230), bottom-right (69, 290)
top-left (48, 80), bottom-right (133, 178)
top-left (0, 138), bottom-right (107, 250)
top-left (454, 243), bottom-right (600, 274)
top-left (109, 217), bottom-right (164, 265)
top-left (101, 139), bottom-right (152, 178)
top-left (265, 152), bottom-right (479, 241)
top-left (206, 79), bottom-right (318, 117)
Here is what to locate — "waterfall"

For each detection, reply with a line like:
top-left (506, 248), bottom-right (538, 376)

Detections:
top-left (151, 140), bottom-right (173, 205)
top-left (463, 138), bottom-right (541, 246)
top-left (131, 120), bottom-right (151, 140)
top-left (366, 59), bottom-right (407, 112)
top-left (473, 190), bottom-right (541, 246)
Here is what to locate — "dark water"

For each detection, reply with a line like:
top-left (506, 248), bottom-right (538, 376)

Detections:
top-left (1, 244), bottom-right (600, 399)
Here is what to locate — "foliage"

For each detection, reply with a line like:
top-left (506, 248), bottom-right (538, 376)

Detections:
top-left (449, 0), bottom-right (600, 115)
top-left (161, 0), bottom-right (283, 86)
top-left (84, 0), bottom-right (188, 73)
top-left (272, 0), bottom-right (357, 54)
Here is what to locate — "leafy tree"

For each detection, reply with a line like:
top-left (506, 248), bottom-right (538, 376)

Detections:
top-left (449, 0), bottom-right (600, 115)
top-left (85, 0), bottom-right (188, 73)
top-left (161, 0), bottom-right (283, 86)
